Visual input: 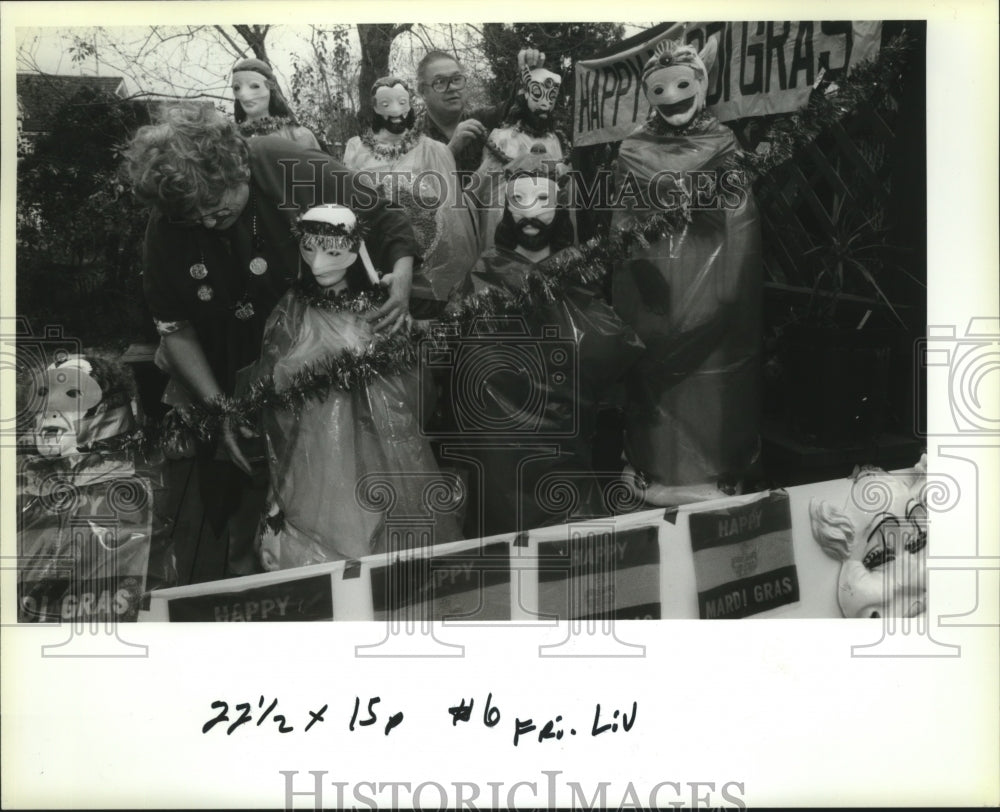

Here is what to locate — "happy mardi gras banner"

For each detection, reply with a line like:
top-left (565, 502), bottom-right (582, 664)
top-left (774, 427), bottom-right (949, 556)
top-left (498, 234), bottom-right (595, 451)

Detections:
top-left (573, 21), bottom-right (882, 147)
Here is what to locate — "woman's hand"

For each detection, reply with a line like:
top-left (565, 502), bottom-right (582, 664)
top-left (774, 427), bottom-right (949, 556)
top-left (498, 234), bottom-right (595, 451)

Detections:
top-left (220, 414), bottom-right (256, 475)
top-left (368, 257), bottom-right (414, 334)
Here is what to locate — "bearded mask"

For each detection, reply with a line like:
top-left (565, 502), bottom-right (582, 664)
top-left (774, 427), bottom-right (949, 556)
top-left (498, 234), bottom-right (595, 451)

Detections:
top-left (494, 148), bottom-right (573, 253)
top-left (809, 456), bottom-right (929, 619)
top-left (641, 35), bottom-right (719, 127)
top-left (371, 77), bottom-right (416, 135)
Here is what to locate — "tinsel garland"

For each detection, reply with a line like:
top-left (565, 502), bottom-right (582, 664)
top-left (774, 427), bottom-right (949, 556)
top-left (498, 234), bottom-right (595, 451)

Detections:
top-left (151, 33), bottom-right (912, 448)
top-left (440, 239), bottom-right (610, 329)
top-left (288, 281), bottom-right (389, 313)
top-left (359, 128), bottom-right (421, 162)
top-left (238, 116), bottom-right (295, 138)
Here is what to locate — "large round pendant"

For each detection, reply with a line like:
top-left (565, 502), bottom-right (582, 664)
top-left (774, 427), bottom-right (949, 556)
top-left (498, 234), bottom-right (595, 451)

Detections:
top-left (234, 300), bottom-right (256, 320)
top-left (196, 284), bottom-right (214, 301)
top-left (249, 256), bottom-right (268, 276)
top-left (189, 262), bottom-right (208, 280)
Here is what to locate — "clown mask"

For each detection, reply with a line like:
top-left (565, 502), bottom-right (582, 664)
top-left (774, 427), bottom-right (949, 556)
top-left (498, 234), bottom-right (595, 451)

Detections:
top-left (232, 70), bottom-right (272, 121)
top-left (372, 81), bottom-right (414, 137)
top-left (641, 36), bottom-right (718, 127)
top-left (810, 456), bottom-right (928, 619)
top-left (32, 356), bottom-right (104, 458)
top-left (506, 175), bottom-right (559, 252)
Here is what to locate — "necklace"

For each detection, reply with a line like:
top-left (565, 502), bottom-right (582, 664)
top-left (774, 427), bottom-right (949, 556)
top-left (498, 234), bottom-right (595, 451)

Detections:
top-left (360, 128), bottom-right (421, 162)
top-left (187, 189), bottom-right (268, 320)
top-left (238, 115), bottom-right (294, 138)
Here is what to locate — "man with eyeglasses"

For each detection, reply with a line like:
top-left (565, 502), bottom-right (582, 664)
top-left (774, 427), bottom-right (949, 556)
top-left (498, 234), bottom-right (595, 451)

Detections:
top-left (416, 47), bottom-right (544, 188)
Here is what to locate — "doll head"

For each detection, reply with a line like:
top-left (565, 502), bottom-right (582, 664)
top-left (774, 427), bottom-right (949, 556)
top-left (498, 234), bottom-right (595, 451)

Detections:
top-left (517, 64), bottom-right (562, 129)
top-left (26, 352), bottom-right (136, 458)
top-left (295, 204), bottom-right (365, 290)
top-left (232, 58), bottom-right (293, 123)
top-left (495, 146), bottom-right (574, 253)
top-left (371, 76), bottom-right (416, 136)
top-left (641, 36), bottom-right (718, 128)
top-left (809, 456), bottom-right (928, 619)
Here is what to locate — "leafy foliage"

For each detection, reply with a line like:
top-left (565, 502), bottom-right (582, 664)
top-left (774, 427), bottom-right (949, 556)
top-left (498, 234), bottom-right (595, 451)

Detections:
top-left (17, 86), bottom-right (156, 349)
top-left (289, 26), bottom-right (359, 155)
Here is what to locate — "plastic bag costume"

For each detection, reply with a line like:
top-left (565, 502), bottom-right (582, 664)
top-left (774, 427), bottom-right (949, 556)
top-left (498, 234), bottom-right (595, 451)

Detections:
top-left (344, 77), bottom-right (479, 306)
top-left (447, 154), bottom-right (644, 536)
top-left (611, 37), bottom-right (762, 498)
top-left (249, 206), bottom-right (461, 569)
top-left (17, 352), bottom-right (176, 622)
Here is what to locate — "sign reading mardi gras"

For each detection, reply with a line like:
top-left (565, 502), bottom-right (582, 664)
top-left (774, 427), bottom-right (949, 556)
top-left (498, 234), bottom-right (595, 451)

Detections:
top-left (573, 21), bottom-right (883, 146)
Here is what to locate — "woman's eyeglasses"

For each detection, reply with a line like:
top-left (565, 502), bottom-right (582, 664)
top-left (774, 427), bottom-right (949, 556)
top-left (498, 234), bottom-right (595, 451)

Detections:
top-left (168, 206), bottom-right (235, 228)
top-left (428, 74), bottom-right (467, 93)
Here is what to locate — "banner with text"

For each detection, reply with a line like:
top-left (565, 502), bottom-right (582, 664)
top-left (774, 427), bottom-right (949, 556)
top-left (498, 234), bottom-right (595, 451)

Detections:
top-left (573, 21), bottom-right (882, 147)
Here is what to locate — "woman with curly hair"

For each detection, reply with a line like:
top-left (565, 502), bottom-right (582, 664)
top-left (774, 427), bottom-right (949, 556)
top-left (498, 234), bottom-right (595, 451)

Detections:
top-left (126, 102), bottom-right (419, 577)
top-left (231, 57), bottom-right (322, 150)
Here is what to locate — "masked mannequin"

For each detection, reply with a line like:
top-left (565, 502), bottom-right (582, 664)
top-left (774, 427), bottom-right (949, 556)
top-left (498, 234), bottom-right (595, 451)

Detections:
top-left (446, 150), bottom-right (643, 537)
top-left (231, 58), bottom-right (321, 150)
top-left (344, 77), bottom-right (478, 313)
top-left (250, 204), bottom-right (459, 570)
top-left (473, 52), bottom-right (574, 254)
top-left (611, 35), bottom-right (763, 507)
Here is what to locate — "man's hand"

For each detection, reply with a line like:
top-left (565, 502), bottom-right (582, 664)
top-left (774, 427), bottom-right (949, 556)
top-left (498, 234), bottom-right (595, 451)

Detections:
top-left (368, 260), bottom-right (414, 334)
top-left (448, 118), bottom-right (488, 151)
top-left (517, 48), bottom-right (546, 71)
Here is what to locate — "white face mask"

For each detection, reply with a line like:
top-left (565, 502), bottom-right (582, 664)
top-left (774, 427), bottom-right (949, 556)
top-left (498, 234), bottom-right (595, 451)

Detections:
top-left (301, 244), bottom-right (357, 288)
top-left (232, 70), bottom-right (271, 119)
top-left (643, 64), bottom-right (703, 127)
top-left (506, 176), bottom-right (558, 225)
top-left (373, 85), bottom-right (411, 120)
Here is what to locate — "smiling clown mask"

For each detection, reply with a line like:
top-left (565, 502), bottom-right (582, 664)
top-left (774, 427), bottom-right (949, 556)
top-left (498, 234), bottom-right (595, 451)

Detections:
top-left (809, 456), bottom-right (929, 619)
top-left (641, 35), bottom-right (719, 128)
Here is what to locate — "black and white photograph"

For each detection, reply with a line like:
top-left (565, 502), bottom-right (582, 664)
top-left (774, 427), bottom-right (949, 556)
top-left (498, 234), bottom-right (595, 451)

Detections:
top-left (1, 1), bottom-right (997, 808)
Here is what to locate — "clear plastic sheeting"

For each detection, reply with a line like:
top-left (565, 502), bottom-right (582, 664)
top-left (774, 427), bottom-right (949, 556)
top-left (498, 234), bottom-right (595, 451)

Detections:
top-left (248, 295), bottom-right (463, 569)
top-left (612, 117), bottom-right (763, 488)
top-left (443, 246), bottom-right (645, 536)
top-left (17, 453), bottom-right (176, 622)
top-left (343, 135), bottom-right (480, 304)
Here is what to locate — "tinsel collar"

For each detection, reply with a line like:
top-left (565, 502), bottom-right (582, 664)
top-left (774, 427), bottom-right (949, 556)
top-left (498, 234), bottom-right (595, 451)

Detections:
top-left (644, 107), bottom-right (716, 137)
top-left (239, 116), bottom-right (294, 138)
top-left (290, 280), bottom-right (388, 313)
top-left (360, 128), bottom-right (421, 161)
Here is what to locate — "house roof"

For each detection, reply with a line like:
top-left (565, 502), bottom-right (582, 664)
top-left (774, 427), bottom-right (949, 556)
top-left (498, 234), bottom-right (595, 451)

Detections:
top-left (17, 73), bottom-right (127, 133)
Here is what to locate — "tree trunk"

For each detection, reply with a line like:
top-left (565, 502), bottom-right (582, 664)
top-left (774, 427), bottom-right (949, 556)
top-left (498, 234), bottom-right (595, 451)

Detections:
top-left (233, 24), bottom-right (271, 63)
top-left (357, 23), bottom-right (412, 125)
